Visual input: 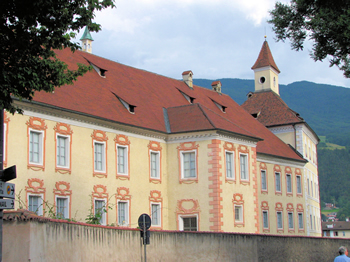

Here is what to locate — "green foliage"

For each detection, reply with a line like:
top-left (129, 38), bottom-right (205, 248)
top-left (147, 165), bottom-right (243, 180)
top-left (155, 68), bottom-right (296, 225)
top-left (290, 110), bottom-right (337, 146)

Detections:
top-left (0, 0), bottom-right (115, 113)
top-left (268, 0), bottom-right (350, 78)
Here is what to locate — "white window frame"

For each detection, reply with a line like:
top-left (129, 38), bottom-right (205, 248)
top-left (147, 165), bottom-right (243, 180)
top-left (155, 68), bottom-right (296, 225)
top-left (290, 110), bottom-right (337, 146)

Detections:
top-left (239, 154), bottom-right (249, 180)
top-left (94, 141), bottom-right (106, 172)
top-left (288, 212), bottom-right (294, 229)
top-left (117, 200), bottom-right (129, 226)
top-left (151, 202), bottom-right (161, 227)
top-left (29, 129), bottom-right (44, 165)
top-left (275, 172), bottom-right (281, 192)
top-left (181, 151), bottom-right (197, 179)
top-left (286, 174), bottom-right (292, 193)
top-left (117, 145), bottom-right (128, 175)
top-left (56, 196), bottom-right (69, 219)
top-left (234, 205), bottom-right (243, 222)
top-left (94, 199), bottom-right (107, 225)
top-left (225, 151), bottom-right (235, 179)
top-left (298, 213), bottom-right (304, 229)
top-left (261, 170), bottom-right (267, 190)
top-left (150, 151), bottom-right (160, 179)
top-left (28, 194), bottom-right (44, 216)
top-left (277, 211), bottom-right (283, 229)
top-left (178, 214), bottom-right (198, 231)
top-left (56, 134), bottom-right (70, 168)
top-left (263, 210), bottom-right (269, 229)
top-left (296, 175), bottom-right (302, 194)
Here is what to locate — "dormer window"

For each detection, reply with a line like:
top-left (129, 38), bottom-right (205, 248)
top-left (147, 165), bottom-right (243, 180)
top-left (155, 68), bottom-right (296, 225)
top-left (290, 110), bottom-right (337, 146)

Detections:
top-left (212, 99), bottom-right (226, 113)
top-left (251, 111), bottom-right (260, 118)
top-left (112, 92), bottom-right (136, 114)
top-left (178, 89), bottom-right (195, 104)
top-left (86, 60), bottom-right (107, 78)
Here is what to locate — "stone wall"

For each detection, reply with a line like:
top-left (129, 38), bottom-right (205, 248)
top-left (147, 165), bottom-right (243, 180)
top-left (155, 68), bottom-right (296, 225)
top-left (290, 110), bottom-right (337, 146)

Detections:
top-left (3, 218), bottom-right (350, 262)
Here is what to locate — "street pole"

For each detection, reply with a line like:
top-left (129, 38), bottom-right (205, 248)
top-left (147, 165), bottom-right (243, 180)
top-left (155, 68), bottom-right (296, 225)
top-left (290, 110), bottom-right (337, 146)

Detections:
top-left (143, 214), bottom-right (147, 262)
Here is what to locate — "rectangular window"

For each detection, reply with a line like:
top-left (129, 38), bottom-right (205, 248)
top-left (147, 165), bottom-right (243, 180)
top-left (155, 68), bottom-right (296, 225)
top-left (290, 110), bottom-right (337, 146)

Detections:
top-left (182, 152), bottom-right (196, 178)
top-left (117, 146), bottom-right (128, 175)
top-left (275, 172), bottom-right (281, 192)
top-left (296, 175), bottom-right (302, 194)
top-left (277, 211), bottom-right (283, 229)
top-left (151, 203), bottom-right (161, 226)
top-left (226, 151), bottom-right (234, 179)
top-left (311, 182), bottom-right (313, 197)
top-left (261, 170), bottom-right (267, 190)
top-left (310, 214), bottom-right (313, 229)
top-left (240, 154), bottom-right (248, 180)
top-left (28, 195), bottom-right (43, 215)
top-left (118, 201), bottom-right (129, 226)
top-left (288, 212), bottom-right (294, 229)
top-left (286, 174), bottom-right (292, 193)
top-left (57, 136), bottom-right (68, 167)
top-left (234, 205), bottom-right (243, 222)
top-left (29, 131), bottom-right (42, 164)
top-left (307, 178), bottom-right (310, 195)
top-left (150, 151), bottom-right (160, 178)
top-left (298, 213), bottom-right (304, 229)
top-left (56, 197), bottom-right (69, 219)
top-left (182, 217), bottom-right (197, 231)
top-left (94, 142), bottom-right (105, 172)
top-left (94, 199), bottom-right (106, 225)
top-left (263, 211), bottom-right (268, 228)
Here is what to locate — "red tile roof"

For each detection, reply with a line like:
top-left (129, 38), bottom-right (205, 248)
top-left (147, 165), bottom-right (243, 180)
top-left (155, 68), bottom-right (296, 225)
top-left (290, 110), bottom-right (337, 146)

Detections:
top-left (322, 221), bottom-right (350, 230)
top-left (31, 48), bottom-right (304, 162)
top-left (251, 41), bottom-right (280, 73)
top-left (241, 91), bottom-right (304, 127)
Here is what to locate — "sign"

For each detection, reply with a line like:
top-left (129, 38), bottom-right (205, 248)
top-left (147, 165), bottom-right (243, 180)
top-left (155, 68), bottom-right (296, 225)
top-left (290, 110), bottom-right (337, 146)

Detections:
top-left (0, 165), bottom-right (16, 182)
top-left (138, 213), bottom-right (151, 230)
top-left (0, 199), bottom-right (14, 209)
top-left (0, 182), bottom-right (14, 199)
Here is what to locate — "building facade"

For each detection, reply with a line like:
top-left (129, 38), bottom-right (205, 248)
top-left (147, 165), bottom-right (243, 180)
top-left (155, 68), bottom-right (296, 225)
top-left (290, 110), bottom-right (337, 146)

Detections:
top-left (4, 36), bottom-right (320, 236)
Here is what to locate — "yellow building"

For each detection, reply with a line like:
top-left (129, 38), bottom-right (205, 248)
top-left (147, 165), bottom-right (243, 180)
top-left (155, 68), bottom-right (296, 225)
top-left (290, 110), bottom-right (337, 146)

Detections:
top-left (3, 36), bottom-right (320, 236)
top-left (242, 40), bottom-right (321, 236)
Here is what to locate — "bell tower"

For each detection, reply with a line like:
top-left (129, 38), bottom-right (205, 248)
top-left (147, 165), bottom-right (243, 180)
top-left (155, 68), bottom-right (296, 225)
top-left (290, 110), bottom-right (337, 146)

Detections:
top-left (251, 38), bottom-right (280, 95)
top-left (80, 27), bottom-right (94, 54)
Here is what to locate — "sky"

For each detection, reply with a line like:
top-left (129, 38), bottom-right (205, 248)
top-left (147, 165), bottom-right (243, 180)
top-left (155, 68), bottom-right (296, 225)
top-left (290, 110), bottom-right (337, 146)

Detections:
top-left (78, 0), bottom-right (350, 88)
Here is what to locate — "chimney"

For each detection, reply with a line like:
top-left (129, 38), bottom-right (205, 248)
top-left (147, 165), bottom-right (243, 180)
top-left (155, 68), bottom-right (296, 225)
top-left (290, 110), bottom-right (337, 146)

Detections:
top-left (211, 81), bottom-right (222, 94)
top-left (182, 70), bottom-right (193, 89)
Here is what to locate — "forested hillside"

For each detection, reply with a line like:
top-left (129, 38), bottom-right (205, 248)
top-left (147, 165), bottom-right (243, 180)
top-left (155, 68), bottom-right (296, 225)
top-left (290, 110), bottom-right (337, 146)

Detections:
top-left (194, 78), bottom-right (350, 219)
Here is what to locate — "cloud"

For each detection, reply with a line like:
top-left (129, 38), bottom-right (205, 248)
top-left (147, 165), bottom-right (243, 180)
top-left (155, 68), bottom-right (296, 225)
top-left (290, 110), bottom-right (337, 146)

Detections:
top-left (87, 0), bottom-right (350, 88)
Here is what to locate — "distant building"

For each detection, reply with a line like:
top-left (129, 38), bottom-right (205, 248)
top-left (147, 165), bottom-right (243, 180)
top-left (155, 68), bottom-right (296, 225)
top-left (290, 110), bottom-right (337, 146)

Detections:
top-left (4, 30), bottom-right (320, 236)
top-left (322, 221), bottom-right (350, 238)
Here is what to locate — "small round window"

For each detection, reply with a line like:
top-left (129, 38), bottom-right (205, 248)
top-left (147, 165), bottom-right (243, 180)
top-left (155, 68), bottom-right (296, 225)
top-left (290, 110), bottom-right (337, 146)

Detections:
top-left (260, 76), bottom-right (266, 84)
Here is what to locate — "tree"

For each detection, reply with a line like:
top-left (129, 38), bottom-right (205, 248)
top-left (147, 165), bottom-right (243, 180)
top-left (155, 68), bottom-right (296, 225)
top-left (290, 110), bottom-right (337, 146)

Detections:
top-left (0, 0), bottom-right (115, 113)
top-left (268, 0), bottom-right (350, 78)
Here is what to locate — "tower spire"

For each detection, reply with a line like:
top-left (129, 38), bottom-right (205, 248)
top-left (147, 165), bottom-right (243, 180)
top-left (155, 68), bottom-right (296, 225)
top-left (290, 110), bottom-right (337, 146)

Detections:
top-left (80, 27), bottom-right (94, 53)
top-left (251, 39), bottom-right (280, 95)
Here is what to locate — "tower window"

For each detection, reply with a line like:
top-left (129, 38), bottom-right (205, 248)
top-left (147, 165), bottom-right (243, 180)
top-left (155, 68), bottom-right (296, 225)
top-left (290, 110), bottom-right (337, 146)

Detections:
top-left (259, 77), bottom-right (265, 84)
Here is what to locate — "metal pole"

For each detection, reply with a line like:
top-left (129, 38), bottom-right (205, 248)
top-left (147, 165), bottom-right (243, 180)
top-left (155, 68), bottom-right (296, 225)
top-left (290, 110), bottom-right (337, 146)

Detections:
top-left (0, 109), bottom-right (4, 262)
top-left (143, 215), bottom-right (147, 262)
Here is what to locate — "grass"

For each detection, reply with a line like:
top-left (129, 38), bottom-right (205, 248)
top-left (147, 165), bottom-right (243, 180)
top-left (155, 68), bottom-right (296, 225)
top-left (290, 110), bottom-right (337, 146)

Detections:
top-left (321, 208), bottom-right (339, 215)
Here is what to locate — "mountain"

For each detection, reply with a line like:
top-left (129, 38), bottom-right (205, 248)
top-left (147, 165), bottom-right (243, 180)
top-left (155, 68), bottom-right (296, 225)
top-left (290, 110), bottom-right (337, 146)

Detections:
top-left (194, 79), bottom-right (350, 147)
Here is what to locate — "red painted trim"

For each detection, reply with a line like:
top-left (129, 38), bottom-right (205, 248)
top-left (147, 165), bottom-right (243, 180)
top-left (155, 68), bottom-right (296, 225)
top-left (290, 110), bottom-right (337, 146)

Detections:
top-left (223, 142), bottom-right (236, 183)
top-left (149, 190), bottom-right (163, 229)
top-left (207, 139), bottom-right (222, 231)
top-left (260, 162), bottom-right (268, 194)
top-left (261, 201), bottom-right (270, 233)
top-left (148, 141), bottom-right (162, 184)
top-left (177, 142), bottom-right (199, 184)
top-left (232, 193), bottom-right (244, 227)
top-left (114, 134), bottom-right (131, 180)
top-left (54, 122), bottom-right (73, 174)
top-left (26, 117), bottom-right (47, 171)
top-left (176, 199), bottom-right (201, 231)
top-left (92, 185), bottom-right (109, 225)
top-left (91, 130), bottom-right (108, 178)
top-left (53, 181), bottom-right (72, 219)
top-left (116, 187), bottom-right (131, 227)
top-left (3, 112), bottom-right (10, 168)
top-left (25, 178), bottom-right (46, 213)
